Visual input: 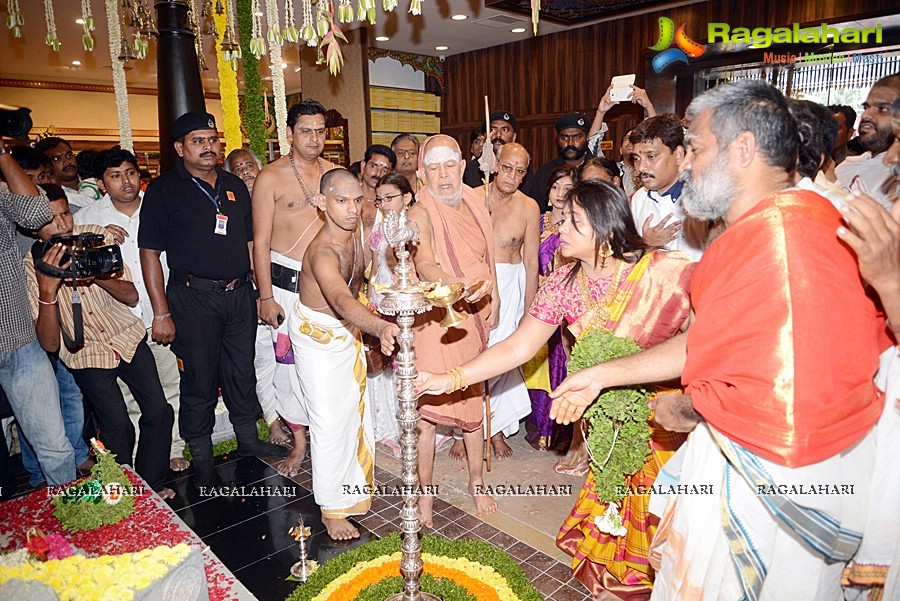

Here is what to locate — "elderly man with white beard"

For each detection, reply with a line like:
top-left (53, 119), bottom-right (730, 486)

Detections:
top-left (550, 79), bottom-right (882, 600)
top-left (407, 134), bottom-right (500, 526)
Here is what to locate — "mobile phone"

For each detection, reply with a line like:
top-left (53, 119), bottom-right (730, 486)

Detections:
top-left (610, 74), bottom-right (636, 102)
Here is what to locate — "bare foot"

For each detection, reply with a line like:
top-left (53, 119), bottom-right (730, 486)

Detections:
top-left (277, 446), bottom-right (306, 477)
top-left (322, 516), bottom-right (360, 540)
top-left (158, 487), bottom-right (176, 500)
top-left (169, 457), bottom-right (190, 472)
top-left (418, 495), bottom-right (434, 528)
top-left (490, 433), bottom-right (513, 460)
top-left (268, 417), bottom-right (291, 445)
top-left (469, 482), bottom-right (498, 517)
top-left (448, 438), bottom-right (466, 462)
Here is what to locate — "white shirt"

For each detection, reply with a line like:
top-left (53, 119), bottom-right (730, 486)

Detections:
top-left (793, 176), bottom-right (846, 211)
top-left (64, 186), bottom-right (98, 212)
top-left (74, 192), bottom-right (168, 328)
top-left (835, 151), bottom-right (891, 208)
top-left (630, 184), bottom-right (705, 261)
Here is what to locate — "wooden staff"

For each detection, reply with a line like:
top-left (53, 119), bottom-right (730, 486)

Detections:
top-left (484, 381), bottom-right (492, 472)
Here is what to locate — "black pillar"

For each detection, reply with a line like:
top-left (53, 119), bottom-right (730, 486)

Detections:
top-left (155, 0), bottom-right (206, 173)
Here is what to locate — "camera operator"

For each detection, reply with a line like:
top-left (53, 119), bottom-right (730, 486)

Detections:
top-left (0, 135), bottom-right (75, 488)
top-left (24, 190), bottom-right (174, 497)
top-left (75, 149), bottom-right (187, 472)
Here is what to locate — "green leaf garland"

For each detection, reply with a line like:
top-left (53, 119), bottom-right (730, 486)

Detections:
top-left (567, 328), bottom-right (652, 504)
top-left (236, 0), bottom-right (268, 164)
top-left (51, 449), bottom-right (135, 532)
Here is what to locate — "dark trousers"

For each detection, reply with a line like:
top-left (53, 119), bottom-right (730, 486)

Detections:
top-left (167, 282), bottom-right (261, 445)
top-left (70, 338), bottom-right (173, 491)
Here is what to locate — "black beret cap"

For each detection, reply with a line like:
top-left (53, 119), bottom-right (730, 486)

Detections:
top-left (555, 112), bottom-right (590, 134)
top-left (489, 110), bottom-right (517, 131)
top-left (171, 111), bottom-right (218, 140)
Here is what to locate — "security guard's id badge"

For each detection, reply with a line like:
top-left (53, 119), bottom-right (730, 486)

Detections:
top-left (215, 214), bottom-right (228, 235)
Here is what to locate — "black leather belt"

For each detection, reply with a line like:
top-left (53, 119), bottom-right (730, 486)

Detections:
top-left (170, 271), bottom-right (249, 292)
top-left (271, 262), bottom-right (300, 293)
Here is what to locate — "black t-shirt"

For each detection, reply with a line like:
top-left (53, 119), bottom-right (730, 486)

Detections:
top-left (138, 160), bottom-right (253, 280)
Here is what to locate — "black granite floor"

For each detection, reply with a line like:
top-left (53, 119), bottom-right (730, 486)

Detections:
top-left (160, 451), bottom-right (592, 601)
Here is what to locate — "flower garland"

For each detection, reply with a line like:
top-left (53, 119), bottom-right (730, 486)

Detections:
top-left (236, 0), bottom-right (268, 164)
top-left (249, 0), bottom-right (265, 57)
top-left (286, 533), bottom-right (542, 601)
top-left (5, 0), bottom-right (23, 38)
top-left (567, 328), bottom-right (652, 531)
top-left (0, 543), bottom-right (192, 599)
top-left (265, 0), bottom-right (289, 157)
top-left (80, 0), bottom-right (95, 51)
top-left (214, 3), bottom-right (243, 153)
top-left (42, 0), bottom-right (60, 51)
top-left (104, 0), bottom-right (134, 152)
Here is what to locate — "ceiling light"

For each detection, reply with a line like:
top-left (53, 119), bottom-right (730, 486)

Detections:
top-left (72, 60), bottom-right (81, 66)
top-left (294, 66), bottom-right (302, 72)
top-left (451, 14), bottom-right (468, 21)
top-left (75, 18), bottom-right (85, 25)
top-left (435, 45), bottom-right (448, 51)
top-left (281, 62), bottom-right (288, 69)
top-left (511, 27), bottom-right (526, 33)
top-left (375, 35), bottom-right (389, 41)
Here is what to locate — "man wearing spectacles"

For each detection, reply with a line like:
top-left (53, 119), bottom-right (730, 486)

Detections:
top-left (532, 113), bottom-right (593, 212)
top-left (473, 143), bottom-right (539, 461)
top-left (390, 134), bottom-right (419, 191)
top-left (35, 137), bottom-right (96, 212)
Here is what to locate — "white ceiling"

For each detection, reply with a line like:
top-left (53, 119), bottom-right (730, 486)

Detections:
top-left (0, 0), bottom-right (568, 92)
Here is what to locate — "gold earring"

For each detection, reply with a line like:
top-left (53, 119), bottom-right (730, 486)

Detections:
top-left (598, 241), bottom-right (612, 270)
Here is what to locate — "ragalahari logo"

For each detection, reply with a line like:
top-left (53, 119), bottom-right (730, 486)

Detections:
top-left (649, 17), bottom-right (706, 73)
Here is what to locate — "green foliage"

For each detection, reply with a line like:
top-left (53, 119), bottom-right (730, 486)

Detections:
top-left (568, 329), bottom-right (652, 504)
top-left (285, 533), bottom-right (542, 601)
top-left (51, 450), bottom-right (135, 532)
top-left (236, 0), bottom-right (268, 165)
top-left (182, 419), bottom-right (269, 461)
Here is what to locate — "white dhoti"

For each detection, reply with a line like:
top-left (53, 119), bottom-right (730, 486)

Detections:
top-left (255, 251), bottom-right (308, 429)
top-left (289, 301), bottom-right (373, 518)
top-left (369, 367), bottom-right (400, 457)
top-left (651, 422), bottom-right (874, 601)
top-left (845, 347), bottom-right (900, 598)
top-left (485, 262), bottom-right (532, 438)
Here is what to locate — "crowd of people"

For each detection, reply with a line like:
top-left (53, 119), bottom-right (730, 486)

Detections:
top-left (1, 71), bottom-right (899, 600)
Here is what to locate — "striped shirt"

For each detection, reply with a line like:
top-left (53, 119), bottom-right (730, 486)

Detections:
top-left (0, 182), bottom-right (52, 353)
top-left (24, 224), bottom-right (146, 370)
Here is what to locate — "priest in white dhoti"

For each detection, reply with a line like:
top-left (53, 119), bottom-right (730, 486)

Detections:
top-left (289, 170), bottom-right (399, 540)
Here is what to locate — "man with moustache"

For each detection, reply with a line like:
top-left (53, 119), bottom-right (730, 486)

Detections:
top-left (551, 80), bottom-right (881, 600)
top-left (532, 113), bottom-right (593, 212)
top-left (473, 142), bottom-right (538, 460)
top-left (836, 74), bottom-right (900, 207)
top-left (289, 169), bottom-right (399, 540)
top-left (140, 111), bottom-right (289, 489)
top-left (629, 114), bottom-right (707, 260)
top-left (252, 100), bottom-right (338, 475)
top-left (358, 144), bottom-right (397, 237)
top-left (390, 134), bottom-right (419, 191)
top-left (75, 149), bottom-right (187, 472)
top-left (35, 137), bottom-right (95, 212)
top-left (224, 149), bottom-right (262, 194)
top-left (407, 134), bottom-right (499, 524)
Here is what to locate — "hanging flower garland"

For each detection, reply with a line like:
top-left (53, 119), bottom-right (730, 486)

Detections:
top-left (105, 0), bottom-right (134, 152)
top-left (80, 0), bottom-right (95, 50)
top-left (236, 0), bottom-right (268, 164)
top-left (283, 0), bottom-right (299, 43)
top-left (214, 1), bottom-right (242, 153)
top-left (42, 0), bottom-right (60, 51)
top-left (249, 0), bottom-right (265, 58)
top-left (265, 0), bottom-right (289, 156)
top-left (6, 0), bottom-right (23, 38)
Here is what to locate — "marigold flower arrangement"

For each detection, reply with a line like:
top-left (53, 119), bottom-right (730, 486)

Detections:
top-left (286, 533), bottom-right (542, 601)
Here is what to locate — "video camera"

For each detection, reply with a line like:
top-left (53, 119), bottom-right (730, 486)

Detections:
top-left (32, 233), bottom-right (124, 280)
top-left (0, 105), bottom-right (33, 140)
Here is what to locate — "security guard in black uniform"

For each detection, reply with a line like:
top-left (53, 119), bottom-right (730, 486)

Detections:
top-left (139, 112), bottom-right (289, 487)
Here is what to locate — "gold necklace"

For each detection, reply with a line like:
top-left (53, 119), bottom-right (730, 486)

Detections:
top-left (289, 153), bottom-right (324, 207)
top-left (576, 260), bottom-right (625, 338)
